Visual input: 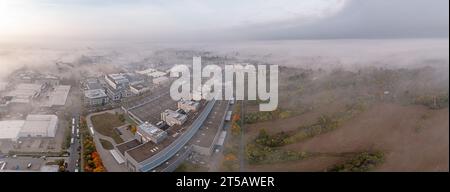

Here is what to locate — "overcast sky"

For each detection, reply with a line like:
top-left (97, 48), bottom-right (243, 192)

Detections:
top-left (0, 0), bottom-right (448, 42)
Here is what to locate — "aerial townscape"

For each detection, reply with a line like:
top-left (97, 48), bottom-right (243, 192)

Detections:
top-left (0, 52), bottom-right (241, 172)
top-left (0, 0), bottom-right (448, 173)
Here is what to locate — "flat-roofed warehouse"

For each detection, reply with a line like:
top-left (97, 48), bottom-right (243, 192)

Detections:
top-left (0, 120), bottom-right (25, 141)
top-left (41, 85), bottom-right (71, 107)
top-left (18, 115), bottom-right (58, 138)
top-left (5, 83), bottom-right (44, 103)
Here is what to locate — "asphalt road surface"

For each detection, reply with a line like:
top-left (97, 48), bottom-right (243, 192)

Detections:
top-left (67, 115), bottom-right (81, 172)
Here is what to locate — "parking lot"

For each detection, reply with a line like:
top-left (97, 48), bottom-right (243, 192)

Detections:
top-left (191, 100), bottom-right (228, 148)
top-left (128, 92), bottom-right (177, 124)
top-left (0, 156), bottom-right (45, 171)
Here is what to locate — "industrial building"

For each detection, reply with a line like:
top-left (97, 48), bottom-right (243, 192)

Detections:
top-left (177, 100), bottom-right (200, 112)
top-left (42, 85), bottom-right (71, 107)
top-left (84, 89), bottom-right (109, 106)
top-left (135, 122), bottom-right (168, 144)
top-left (0, 115), bottom-right (58, 141)
top-left (0, 120), bottom-right (25, 141)
top-left (18, 115), bottom-right (58, 138)
top-left (33, 74), bottom-right (60, 87)
top-left (136, 68), bottom-right (167, 78)
top-left (5, 83), bottom-right (44, 104)
top-left (161, 109), bottom-right (187, 126)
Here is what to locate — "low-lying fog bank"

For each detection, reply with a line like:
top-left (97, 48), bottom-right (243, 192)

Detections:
top-left (0, 39), bottom-right (448, 80)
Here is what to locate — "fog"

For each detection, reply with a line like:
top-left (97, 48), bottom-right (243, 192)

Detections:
top-left (0, 0), bottom-right (448, 79)
top-left (0, 38), bottom-right (448, 81)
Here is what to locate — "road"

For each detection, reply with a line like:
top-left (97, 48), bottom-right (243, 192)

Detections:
top-left (67, 116), bottom-right (81, 172)
top-left (65, 83), bottom-right (83, 172)
top-left (239, 100), bottom-right (246, 172)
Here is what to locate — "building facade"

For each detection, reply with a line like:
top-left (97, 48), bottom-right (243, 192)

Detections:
top-left (161, 109), bottom-right (187, 126)
top-left (135, 122), bottom-right (167, 144)
top-left (84, 89), bottom-right (109, 106)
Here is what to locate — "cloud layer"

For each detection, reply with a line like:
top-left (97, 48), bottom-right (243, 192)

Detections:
top-left (0, 0), bottom-right (448, 42)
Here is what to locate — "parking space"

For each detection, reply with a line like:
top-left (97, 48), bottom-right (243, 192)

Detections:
top-left (128, 93), bottom-right (178, 124)
top-left (0, 157), bottom-right (45, 171)
top-left (191, 100), bottom-right (228, 148)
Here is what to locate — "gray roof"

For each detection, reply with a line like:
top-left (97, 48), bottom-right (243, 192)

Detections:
top-left (84, 89), bottom-right (107, 99)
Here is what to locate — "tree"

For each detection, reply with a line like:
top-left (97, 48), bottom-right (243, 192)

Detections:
top-left (130, 125), bottom-right (137, 134)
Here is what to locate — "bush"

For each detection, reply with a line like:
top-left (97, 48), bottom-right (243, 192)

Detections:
top-left (414, 93), bottom-right (449, 109)
top-left (283, 115), bottom-right (340, 144)
top-left (328, 151), bottom-right (384, 172)
top-left (246, 143), bottom-right (272, 164)
top-left (255, 129), bottom-right (290, 147)
top-left (246, 143), bottom-right (308, 164)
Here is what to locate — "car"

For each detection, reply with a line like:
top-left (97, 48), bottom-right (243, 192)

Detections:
top-left (27, 163), bottom-right (32, 169)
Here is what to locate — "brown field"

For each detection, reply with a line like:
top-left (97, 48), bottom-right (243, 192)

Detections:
top-left (245, 102), bottom-right (449, 172)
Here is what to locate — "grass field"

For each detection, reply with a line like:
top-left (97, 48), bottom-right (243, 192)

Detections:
top-left (91, 113), bottom-right (125, 143)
